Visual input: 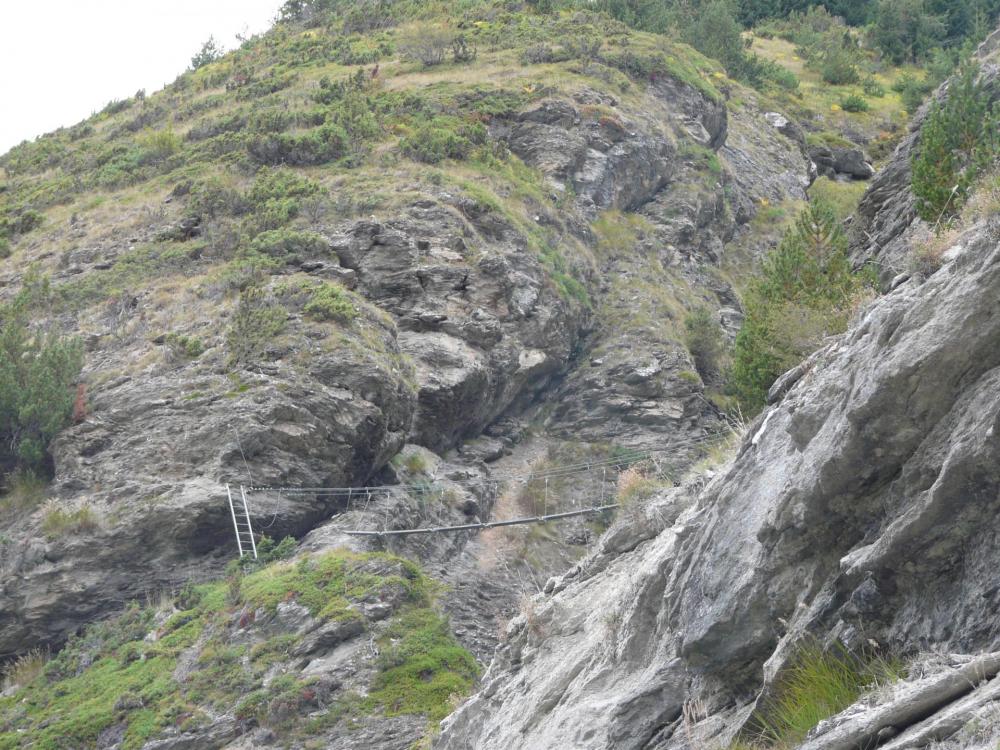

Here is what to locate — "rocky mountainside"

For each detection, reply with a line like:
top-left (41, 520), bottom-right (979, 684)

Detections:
top-left (437, 31), bottom-right (1000, 750)
top-left (4, 3), bottom-right (991, 749)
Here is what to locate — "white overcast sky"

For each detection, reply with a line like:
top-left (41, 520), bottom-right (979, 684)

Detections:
top-left (0, 1), bottom-right (284, 155)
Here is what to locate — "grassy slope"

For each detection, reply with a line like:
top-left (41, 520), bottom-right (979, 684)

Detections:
top-left (0, 550), bottom-right (477, 748)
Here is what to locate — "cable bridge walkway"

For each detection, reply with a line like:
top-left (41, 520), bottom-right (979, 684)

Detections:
top-left (224, 432), bottom-right (722, 556)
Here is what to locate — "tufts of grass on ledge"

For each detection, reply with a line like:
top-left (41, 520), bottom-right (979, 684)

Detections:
top-left (744, 642), bottom-right (903, 748)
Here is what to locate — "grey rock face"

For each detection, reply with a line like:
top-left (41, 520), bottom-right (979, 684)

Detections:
top-left (436, 184), bottom-right (1000, 750)
top-left (0, 192), bottom-right (585, 659)
top-left (809, 145), bottom-right (874, 180)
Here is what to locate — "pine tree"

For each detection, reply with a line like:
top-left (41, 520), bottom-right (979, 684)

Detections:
top-left (731, 200), bottom-right (871, 411)
top-left (912, 63), bottom-right (999, 222)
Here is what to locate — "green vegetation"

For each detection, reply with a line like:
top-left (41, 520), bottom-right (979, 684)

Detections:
top-left (911, 63), bottom-right (999, 223)
top-left (684, 306), bottom-right (726, 380)
top-left (401, 116), bottom-right (487, 164)
top-left (164, 332), bottom-right (205, 359)
top-left (0, 469), bottom-right (49, 513)
top-left (731, 200), bottom-right (873, 411)
top-left (226, 286), bottom-right (287, 366)
top-left (190, 36), bottom-right (224, 70)
top-left (807, 176), bottom-right (867, 221)
top-left (0, 550), bottom-right (476, 749)
top-left (368, 608), bottom-right (479, 720)
top-left (838, 93), bottom-right (869, 112)
top-left (747, 642), bottom-right (903, 747)
top-left (0, 275), bottom-right (83, 473)
top-left (40, 504), bottom-right (99, 538)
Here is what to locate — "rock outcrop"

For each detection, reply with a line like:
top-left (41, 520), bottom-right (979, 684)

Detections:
top-left (437, 54), bottom-right (1000, 750)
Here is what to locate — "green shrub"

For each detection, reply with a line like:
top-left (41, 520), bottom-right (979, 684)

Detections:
top-left (839, 94), bottom-right (870, 112)
top-left (912, 63), bottom-right (999, 223)
top-left (731, 200), bottom-right (873, 412)
top-left (400, 116), bottom-right (486, 164)
top-left (818, 42), bottom-right (859, 85)
top-left (861, 76), bottom-right (886, 97)
top-left (226, 287), bottom-right (287, 367)
top-left (684, 307), bottom-right (725, 379)
top-left (137, 128), bottom-right (181, 164)
top-left (164, 333), bottom-right (205, 359)
top-left (768, 65), bottom-right (800, 91)
top-left (249, 229), bottom-right (328, 260)
top-left (397, 25), bottom-right (452, 66)
top-left (186, 177), bottom-right (248, 219)
top-left (0, 236), bottom-right (9, 259)
top-left (0, 207), bottom-right (43, 237)
top-left (0, 277), bottom-right (83, 471)
top-left (248, 168), bottom-right (322, 206)
top-left (247, 123), bottom-right (349, 166)
top-left (893, 72), bottom-right (934, 112)
top-left (302, 282), bottom-right (356, 322)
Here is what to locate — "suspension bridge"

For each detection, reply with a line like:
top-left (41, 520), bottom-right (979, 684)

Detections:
top-left (225, 432), bottom-right (725, 559)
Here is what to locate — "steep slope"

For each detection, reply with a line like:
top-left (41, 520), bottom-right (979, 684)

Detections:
top-left (0, 4), bottom-right (828, 747)
top-left (0, 5), bottom-right (814, 666)
top-left (436, 35), bottom-right (1000, 750)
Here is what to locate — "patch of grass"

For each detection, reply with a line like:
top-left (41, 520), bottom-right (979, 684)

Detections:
top-left (0, 550), bottom-right (475, 748)
top-left (1, 649), bottom-right (48, 692)
top-left (0, 469), bottom-right (49, 513)
top-left (238, 551), bottom-right (424, 621)
top-left (748, 642), bottom-right (903, 748)
top-left (366, 608), bottom-right (479, 721)
top-left (403, 452), bottom-right (428, 475)
top-left (615, 466), bottom-right (666, 505)
top-left (40, 504), bottom-right (99, 538)
top-left (807, 177), bottom-right (867, 222)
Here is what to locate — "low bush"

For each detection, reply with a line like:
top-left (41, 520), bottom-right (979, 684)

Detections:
top-left (190, 36), bottom-right (224, 70)
top-left (276, 279), bottom-right (358, 323)
top-left (862, 76), bottom-right (886, 97)
top-left (397, 25), bottom-right (452, 67)
top-left (226, 287), bottom-right (287, 367)
top-left (164, 333), bottom-right (205, 359)
top-left (250, 229), bottom-right (328, 260)
top-left (817, 43), bottom-right (859, 85)
top-left (137, 128), bottom-right (181, 164)
top-left (400, 116), bottom-right (486, 164)
top-left (839, 94), bottom-right (869, 113)
top-left (249, 168), bottom-right (322, 206)
top-left (685, 307), bottom-right (726, 379)
top-left (247, 123), bottom-right (349, 166)
top-left (0, 207), bottom-right (44, 237)
top-left (186, 177), bottom-right (248, 219)
top-left (893, 72), bottom-right (934, 113)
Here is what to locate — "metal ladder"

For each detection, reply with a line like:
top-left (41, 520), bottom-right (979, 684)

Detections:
top-left (226, 484), bottom-right (258, 560)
